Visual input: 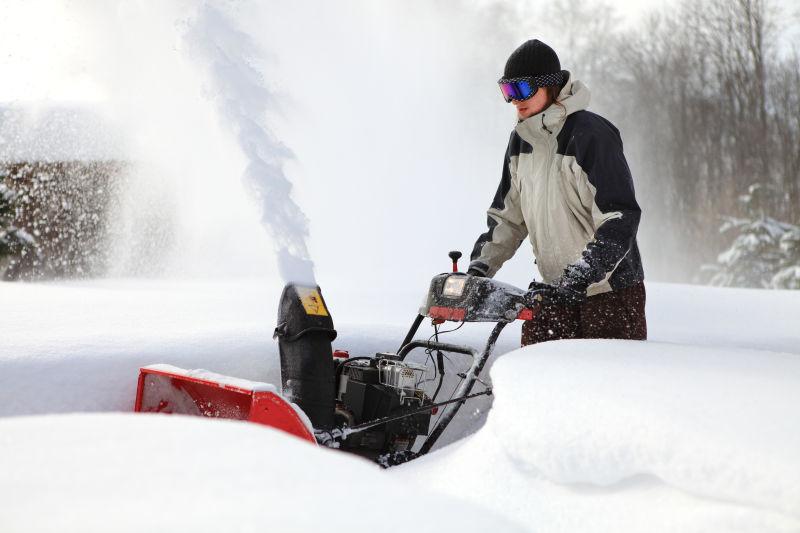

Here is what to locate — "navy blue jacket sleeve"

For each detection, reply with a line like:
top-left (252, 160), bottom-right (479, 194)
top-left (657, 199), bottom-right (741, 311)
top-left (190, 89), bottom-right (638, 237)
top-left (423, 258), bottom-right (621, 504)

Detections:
top-left (559, 119), bottom-right (641, 292)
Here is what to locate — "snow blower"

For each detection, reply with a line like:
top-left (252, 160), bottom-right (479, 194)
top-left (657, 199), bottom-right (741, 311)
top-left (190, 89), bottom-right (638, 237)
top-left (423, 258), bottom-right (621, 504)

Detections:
top-left (134, 251), bottom-right (543, 466)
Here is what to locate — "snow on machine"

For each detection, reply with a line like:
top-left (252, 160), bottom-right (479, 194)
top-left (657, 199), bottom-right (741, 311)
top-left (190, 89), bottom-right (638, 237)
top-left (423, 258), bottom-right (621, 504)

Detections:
top-left (134, 252), bottom-right (543, 466)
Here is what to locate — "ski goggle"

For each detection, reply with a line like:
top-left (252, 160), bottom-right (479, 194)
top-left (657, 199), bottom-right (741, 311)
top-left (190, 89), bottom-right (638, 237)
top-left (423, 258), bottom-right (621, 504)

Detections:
top-left (498, 78), bottom-right (537, 102)
top-left (498, 72), bottom-right (564, 103)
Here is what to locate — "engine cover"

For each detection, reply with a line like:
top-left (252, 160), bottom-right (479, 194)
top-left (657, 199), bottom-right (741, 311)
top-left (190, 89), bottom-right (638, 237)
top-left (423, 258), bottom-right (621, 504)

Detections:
top-left (335, 357), bottom-right (431, 457)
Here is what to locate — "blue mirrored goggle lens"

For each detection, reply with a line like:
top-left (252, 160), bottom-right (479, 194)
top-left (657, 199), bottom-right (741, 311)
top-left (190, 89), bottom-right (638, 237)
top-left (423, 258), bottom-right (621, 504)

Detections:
top-left (499, 80), bottom-right (535, 102)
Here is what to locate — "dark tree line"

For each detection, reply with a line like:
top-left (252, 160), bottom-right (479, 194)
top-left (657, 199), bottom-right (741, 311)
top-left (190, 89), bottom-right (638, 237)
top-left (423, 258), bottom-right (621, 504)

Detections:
top-left (0, 162), bottom-right (124, 280)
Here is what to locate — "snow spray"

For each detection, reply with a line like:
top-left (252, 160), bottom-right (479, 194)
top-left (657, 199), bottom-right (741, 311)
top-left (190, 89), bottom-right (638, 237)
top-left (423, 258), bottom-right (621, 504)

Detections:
top-left (184, 3), bottom-right (315, 284)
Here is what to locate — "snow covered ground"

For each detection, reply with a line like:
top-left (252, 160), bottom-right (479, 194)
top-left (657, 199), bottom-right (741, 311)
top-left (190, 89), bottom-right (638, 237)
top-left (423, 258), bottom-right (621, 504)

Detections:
top-left (0, 279), bottom-right (798, 532)
top-left (0, 414), bottom-right (522, 533)
top-left (398, 341), bottom-right (800, 532)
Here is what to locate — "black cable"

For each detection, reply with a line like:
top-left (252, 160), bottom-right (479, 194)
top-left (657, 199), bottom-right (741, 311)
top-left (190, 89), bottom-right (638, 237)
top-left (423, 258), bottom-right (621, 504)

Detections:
top-left (433, 321), bottom-right (466, 336)
top-left (431, 350), bottom-right (445, 401)
top-left (410, 322), bottom-right (441, 389)
top-left (430, 317), bottom-right (464, 422)
top-left (415, 349), bottom-right (438, 388)
top-left (402, 320), bottom-right (470, 403)
top-left (427, 322), bottom-right (465, 366)
top-left (417, 320), bottom-right (468, 403)
top-left (406, 325), bottom-right (443, 393)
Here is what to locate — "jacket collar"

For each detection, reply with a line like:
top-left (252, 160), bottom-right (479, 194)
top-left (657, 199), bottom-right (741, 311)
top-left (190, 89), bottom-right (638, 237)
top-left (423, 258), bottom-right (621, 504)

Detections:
top-left (514, 74), bottom-right (591, 144)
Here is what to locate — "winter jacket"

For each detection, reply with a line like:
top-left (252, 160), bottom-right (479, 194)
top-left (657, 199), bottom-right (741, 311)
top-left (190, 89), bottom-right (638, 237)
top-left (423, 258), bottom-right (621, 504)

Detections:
top-left (469, 74), bottom-right (644, 296)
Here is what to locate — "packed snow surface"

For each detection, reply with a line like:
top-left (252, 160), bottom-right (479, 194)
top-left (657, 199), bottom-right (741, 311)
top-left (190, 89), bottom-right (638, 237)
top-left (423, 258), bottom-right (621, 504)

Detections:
top-left (1, 279), bottom-right (799, 532)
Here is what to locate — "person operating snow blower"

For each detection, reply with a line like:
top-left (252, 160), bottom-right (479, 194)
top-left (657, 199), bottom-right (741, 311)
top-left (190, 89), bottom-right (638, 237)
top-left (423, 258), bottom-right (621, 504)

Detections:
top-left (468, 39), bottom-right (647, 346)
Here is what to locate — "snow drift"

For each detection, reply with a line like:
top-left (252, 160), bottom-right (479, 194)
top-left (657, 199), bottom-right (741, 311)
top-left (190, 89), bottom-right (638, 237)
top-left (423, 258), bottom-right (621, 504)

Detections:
top-left (399, 340), bottom-right (800, 532)
top-left (0, 413), bottom-right (523, 533)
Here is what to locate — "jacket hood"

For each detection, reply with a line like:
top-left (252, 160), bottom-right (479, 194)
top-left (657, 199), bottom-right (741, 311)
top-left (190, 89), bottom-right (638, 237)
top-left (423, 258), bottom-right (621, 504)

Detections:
top-left (515, 73), bottom-right (591, 144)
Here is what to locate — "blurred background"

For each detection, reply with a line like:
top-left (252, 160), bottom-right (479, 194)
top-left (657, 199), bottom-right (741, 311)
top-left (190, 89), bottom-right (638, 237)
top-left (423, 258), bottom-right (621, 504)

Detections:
top-left (0, 0), bottom-right (798, 294)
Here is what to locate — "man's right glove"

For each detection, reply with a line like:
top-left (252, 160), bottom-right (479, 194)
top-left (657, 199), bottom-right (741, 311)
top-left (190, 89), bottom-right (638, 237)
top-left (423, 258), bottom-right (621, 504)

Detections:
top-left (527, 280), bottom-right (586, 307)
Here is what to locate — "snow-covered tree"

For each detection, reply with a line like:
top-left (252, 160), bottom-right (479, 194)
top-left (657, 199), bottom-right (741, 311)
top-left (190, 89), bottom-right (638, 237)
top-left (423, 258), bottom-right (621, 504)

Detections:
top-left (771, 229), bottom-right (800, 289)
top-left (704, 184), bottom-right (800, 289)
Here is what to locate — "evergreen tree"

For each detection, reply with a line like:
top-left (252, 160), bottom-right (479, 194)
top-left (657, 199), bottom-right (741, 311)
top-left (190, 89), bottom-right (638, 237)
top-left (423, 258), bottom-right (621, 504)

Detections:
top-left (771, 229), bottom-right (800, 289)
top-left (704, 184), bottom-right (800, 289)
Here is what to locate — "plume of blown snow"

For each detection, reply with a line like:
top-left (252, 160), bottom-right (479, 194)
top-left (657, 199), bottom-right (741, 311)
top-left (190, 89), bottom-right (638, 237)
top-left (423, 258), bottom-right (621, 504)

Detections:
top-left (184, 3), bottom-right (315, 285)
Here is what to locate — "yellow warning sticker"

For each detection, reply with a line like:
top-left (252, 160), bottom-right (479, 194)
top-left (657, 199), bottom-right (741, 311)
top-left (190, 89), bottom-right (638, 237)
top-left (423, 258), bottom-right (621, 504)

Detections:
top-left (296, 287), bottom-right (329, 316)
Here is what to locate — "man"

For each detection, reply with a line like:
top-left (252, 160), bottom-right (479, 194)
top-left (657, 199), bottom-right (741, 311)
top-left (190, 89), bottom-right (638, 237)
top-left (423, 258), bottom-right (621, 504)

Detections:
top-left (468, 39), bottom-right (646, 345)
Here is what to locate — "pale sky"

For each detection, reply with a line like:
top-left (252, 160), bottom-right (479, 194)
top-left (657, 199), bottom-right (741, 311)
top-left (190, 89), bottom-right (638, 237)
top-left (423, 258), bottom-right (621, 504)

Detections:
top-left (0, 0), bottom-right (681, 103)
top-left (1, 0), bottom-right (796, 103)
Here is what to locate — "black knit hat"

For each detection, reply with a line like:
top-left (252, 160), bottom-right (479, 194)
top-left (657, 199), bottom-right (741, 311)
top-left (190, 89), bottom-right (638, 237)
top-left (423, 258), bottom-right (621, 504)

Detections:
top-left (503, 39), bottom-right (565, 84)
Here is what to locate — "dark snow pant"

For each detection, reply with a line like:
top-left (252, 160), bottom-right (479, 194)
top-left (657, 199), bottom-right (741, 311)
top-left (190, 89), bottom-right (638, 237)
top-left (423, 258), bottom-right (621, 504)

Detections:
top-left (521, 282), bottom-right (647, 346)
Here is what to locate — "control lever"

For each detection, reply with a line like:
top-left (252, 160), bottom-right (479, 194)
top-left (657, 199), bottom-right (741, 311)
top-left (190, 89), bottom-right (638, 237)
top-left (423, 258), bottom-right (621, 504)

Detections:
top-left (448, 251), bottom-right (462, 273)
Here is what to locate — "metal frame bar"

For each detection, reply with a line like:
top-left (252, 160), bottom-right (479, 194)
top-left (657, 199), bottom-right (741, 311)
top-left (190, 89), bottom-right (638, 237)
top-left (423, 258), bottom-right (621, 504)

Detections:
top-left (398, 321), bottom-right (508, 456)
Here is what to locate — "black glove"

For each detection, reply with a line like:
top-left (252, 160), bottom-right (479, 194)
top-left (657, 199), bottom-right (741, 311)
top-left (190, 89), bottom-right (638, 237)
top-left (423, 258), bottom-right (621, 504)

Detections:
top-left (467, 268), bottom-right (486, 277)
top-left (555, 261), bottom-right (594, 304)
top-left (552, 284), bottom-right (586, 306)
top-left (527, 280), bottom-right (586, 307)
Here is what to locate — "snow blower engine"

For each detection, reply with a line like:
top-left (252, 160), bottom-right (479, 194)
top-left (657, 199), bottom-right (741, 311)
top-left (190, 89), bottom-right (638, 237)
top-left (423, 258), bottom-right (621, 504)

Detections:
top-left (135, 251), bottom-right (543, 466)
top-left (273, 283), bottom-right (434, 461)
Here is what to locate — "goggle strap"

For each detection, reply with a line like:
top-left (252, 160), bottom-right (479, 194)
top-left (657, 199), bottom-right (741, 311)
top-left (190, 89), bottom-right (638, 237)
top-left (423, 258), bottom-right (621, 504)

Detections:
top-left (498, 72), bottom-right (564, 88)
